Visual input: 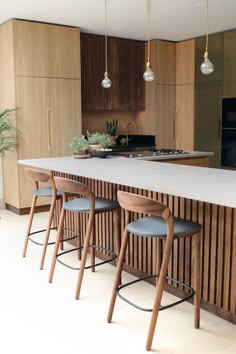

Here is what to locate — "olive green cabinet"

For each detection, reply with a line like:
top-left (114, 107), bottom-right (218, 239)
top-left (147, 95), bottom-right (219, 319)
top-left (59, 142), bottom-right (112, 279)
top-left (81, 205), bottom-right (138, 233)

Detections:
top-left (194, 81), bottom-right (222, 167)
top-left (223, 29), bottom-right (236, 98)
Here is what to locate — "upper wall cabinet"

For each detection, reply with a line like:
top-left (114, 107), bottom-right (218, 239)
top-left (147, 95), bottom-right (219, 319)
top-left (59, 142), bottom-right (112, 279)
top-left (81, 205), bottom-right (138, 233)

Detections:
top-left (80, 33), bottom-right (145, 111)
top-left (13, 20), bottom-right (81, 79)
top-left (223, 29), bottom-right (236, 98)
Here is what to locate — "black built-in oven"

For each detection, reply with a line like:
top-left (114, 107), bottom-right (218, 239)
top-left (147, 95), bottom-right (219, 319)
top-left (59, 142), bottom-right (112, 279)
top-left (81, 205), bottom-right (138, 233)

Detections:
top-left (221, 98), bottom-right (236, 167)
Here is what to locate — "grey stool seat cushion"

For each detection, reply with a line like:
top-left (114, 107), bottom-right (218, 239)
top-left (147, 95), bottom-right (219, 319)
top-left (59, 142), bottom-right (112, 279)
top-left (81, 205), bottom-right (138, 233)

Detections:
top-left (63, 197), bottom-right (119, 212)
top-left (33, 186), bottom-right (62, 198)
top-left (127, 216), bottom-right (202, 238)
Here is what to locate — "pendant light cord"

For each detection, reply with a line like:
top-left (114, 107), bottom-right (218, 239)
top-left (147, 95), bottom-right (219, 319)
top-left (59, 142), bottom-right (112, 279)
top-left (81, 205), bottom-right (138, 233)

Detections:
top-left (205, 0), bottom-right (209, 52)
top-left (105, 0), bottom-right (108, 73)
top-left (147, 0), bottom-right (150, 62)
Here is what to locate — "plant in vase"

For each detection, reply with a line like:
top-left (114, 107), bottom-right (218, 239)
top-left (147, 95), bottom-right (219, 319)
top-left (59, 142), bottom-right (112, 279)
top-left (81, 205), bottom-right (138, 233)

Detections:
top-left (0, 108), bottom-right (18, 158)
top-left (86, 131), bottom-right (112, 155)
top-left (106, 119), bottom-right (119, 145)
top-left (69, 135), bottom-right (89, 157)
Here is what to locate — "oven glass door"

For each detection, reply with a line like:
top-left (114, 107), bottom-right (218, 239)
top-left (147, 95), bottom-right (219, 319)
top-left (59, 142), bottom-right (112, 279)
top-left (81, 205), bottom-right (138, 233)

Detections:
top-left (221, 129), bottom-right (236, 167)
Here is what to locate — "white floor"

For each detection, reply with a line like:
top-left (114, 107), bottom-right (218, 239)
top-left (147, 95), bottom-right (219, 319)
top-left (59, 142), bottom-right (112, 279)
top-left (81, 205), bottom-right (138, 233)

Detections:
top-left (0, 208), bottom-right (235, 354)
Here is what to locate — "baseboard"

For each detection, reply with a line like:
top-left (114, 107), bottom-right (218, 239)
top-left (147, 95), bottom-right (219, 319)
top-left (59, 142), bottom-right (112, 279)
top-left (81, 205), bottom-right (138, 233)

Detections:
top-left (5, 203), bottom-right (50, 215)
top-left (0, 198), bottom-right (5, 209)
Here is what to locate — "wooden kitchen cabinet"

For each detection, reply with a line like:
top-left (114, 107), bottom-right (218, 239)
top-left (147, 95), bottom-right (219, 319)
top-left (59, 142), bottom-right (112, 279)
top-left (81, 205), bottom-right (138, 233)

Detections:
top-left (194, 81), bottom-right (222, 168)
top-left (223, 29), bottom-right (236, 98)
top-left (80, 33), bottom-right (145, 111)
top-left (175, 37), bottom-right (223, 167)
top-left (155, 85), bottom-right (176, 149)
top-left (0, 19), bottom-right (82, 213)
top-left (175, 84), bottom-right (195, 151)
top-left (14, 19), bottom-right (81, 79)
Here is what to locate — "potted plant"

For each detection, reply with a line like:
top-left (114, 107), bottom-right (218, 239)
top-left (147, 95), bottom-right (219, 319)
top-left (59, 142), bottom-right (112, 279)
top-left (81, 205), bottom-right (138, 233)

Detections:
top-left (69, 135), bottom-right (90, 157)
top-left (106, 119), bottom-right (118, 136)
top-left (86, 131), bottom-right (112, 155)
top-left (0, 108), bottom-right (18, 158)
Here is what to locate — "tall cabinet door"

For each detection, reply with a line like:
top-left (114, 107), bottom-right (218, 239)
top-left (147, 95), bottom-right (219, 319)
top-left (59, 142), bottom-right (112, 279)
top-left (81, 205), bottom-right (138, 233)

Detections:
top-left (16, 77), bottom-right (50, 159)
top-left (175, 84), bottom-right (195, 151)
top-left (156, 85), bottom-right (176, 149)
top-left (48, 25), bottom-right (81, 79)
top-left (194, 81), bottom-right (222, 168)
top-left (15, 76), bottom-right (50, 208)
top-left (49, 79), bottom-right (82, 157)
top-left (13, 20), bottom-right (49, 77)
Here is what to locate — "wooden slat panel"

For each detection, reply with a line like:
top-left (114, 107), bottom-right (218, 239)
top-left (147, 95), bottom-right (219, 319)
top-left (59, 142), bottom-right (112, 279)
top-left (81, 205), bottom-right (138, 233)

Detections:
top-left (231, 209), bottom-right (236, 314)
top-left (52, 172), bottom-right (236, 324)
top-left (223, 207), bottom-right (232, 311)
top-left (216, 206), bottom-right (225, 307)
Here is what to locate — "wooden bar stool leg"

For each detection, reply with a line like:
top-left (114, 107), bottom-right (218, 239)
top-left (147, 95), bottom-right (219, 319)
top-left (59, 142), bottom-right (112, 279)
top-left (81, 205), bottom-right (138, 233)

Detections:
top-left (146, 234), bottom-right (173, 351)
top-left (193, 233), bottom-right (201, 329)
top-left (22, 196), bottom-right (37, 257)
top-left (39, 194), bottom-right (57, 270)
top-left (75, 213), bottom-right (95, 299)
top-left (113, 207), bottom-right (121, 260)
top-left (90, 221), bottom-right (96, 272)
top-left (48, 208), bottom-right (65, 283)
top-left (107, 227), bottom-right (129, 323)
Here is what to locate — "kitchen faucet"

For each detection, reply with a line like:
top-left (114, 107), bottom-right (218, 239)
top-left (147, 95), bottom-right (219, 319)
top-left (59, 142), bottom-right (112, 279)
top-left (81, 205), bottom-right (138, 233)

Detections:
top-left (126, 121), bottom-right (137, 146)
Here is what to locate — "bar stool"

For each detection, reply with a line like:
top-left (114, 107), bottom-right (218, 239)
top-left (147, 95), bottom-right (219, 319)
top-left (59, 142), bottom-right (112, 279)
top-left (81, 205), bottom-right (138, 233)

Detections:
top-left (48, 176), bottom-right (121, 300)
top-left (22, 168), bottom-right (76, 270)
top-left (107, 191), bottom-right (201, 351)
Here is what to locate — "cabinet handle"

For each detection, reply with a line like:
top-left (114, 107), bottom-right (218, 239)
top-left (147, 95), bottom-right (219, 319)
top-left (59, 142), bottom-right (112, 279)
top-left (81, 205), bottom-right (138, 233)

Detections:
top-left (47, 109), bottom-right (51, 151)
top-left (173, 112), bottom-right (176, 146)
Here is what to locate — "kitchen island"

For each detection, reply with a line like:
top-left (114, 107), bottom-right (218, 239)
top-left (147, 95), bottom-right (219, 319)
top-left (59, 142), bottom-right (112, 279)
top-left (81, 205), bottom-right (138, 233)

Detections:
top-left (18, 154), bottom-right (236, 324)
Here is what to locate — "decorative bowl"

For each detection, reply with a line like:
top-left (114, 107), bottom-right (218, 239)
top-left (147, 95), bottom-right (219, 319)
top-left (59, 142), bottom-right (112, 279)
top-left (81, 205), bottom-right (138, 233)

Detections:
top-left (94, 148), bottom-right (112, 158)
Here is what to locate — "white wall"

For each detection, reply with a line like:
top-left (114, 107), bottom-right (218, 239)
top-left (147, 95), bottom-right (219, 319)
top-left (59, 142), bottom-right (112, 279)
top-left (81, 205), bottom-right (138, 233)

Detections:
top-left (0, 160), bottom-right (4, 208)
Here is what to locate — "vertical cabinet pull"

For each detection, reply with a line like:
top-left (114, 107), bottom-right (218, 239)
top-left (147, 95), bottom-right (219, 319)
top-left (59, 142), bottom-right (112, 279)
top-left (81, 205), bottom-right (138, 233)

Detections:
top-left (173, 112), bottom-right (176, 148)
top-left (47, 109), bottom-right (52, 151)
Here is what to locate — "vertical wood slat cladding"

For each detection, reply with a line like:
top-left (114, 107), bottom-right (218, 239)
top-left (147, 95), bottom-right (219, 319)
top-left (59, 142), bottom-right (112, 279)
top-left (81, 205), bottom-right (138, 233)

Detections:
top-left (53, 172), bottom-right (236, 324)
top-left (80, 33), bottom-right (145, 111)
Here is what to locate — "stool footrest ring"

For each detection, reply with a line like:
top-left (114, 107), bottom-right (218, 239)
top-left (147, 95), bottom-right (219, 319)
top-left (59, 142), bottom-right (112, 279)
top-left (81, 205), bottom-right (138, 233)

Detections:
top-left (56, 245), bottom-right (116, 270)
top-left (117, 274), bottom-right (195, 312)
top-left (28, 227), bottom-right (77, 246)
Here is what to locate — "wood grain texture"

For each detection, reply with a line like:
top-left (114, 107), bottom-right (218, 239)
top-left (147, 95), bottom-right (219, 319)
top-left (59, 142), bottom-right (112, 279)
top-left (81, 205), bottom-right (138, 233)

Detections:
top-left (53, 172), bottom-right (236, 324)
top-left (80, 33), bottom-right (145, 111)
top-left (155, 85), bottom-right (176, 149)
top-left (0, 20), bottom-right (82, 210)
top-left (13, 19), bottom-right (49, 77)
top-left (176, 40), bottom-right (195, 85)
top-left (48, 25), bottom-right (81, 79)
top-left (175, 84), bottom-right (194, 150)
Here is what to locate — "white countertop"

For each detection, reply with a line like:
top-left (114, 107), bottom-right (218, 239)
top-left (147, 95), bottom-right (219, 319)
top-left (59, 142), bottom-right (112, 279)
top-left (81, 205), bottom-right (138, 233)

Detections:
top-left (18, 154), bottom-right (236, 208)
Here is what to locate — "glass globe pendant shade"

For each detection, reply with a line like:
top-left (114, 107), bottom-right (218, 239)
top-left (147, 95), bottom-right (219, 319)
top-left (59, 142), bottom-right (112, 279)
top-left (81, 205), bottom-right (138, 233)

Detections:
top-left (143, 62), bottom-right (155, 82)
top-left (101, 71), bottom-right (112, 88)
top-left (201, 52), bottom-right (214, 75)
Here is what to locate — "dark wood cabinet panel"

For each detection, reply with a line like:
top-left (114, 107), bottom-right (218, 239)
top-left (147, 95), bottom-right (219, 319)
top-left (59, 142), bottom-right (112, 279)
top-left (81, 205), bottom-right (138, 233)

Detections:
top-left (81, 33), bottom-right (145, 111)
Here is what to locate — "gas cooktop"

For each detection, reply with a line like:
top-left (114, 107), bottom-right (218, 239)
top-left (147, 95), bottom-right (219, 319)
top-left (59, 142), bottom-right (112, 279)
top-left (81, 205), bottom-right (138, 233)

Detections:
top-left (114, 149), bottom-right (189, 158)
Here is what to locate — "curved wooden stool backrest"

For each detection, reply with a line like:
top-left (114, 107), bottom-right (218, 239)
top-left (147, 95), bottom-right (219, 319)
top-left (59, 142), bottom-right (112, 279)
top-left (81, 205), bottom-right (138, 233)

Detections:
top-left (54, 177), bottom-right (95, 209)
top-left (117, 191), bottom-right (174, 235)
top-left (26, 167), bottom-right (56, 194)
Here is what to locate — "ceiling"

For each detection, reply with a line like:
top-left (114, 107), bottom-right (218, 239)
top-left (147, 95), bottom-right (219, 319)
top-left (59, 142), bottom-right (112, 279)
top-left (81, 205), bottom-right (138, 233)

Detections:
top-left (1, 0), bottom-right (236, 42)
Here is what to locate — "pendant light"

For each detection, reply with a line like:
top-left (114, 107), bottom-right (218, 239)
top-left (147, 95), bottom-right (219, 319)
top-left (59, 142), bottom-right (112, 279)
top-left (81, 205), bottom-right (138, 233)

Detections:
top-left (143, 0), bottom-right (155, 82)
top-left (200, 0), bottom-right (214, 75)
top-left (101, 0), bottom-right (112, 88)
